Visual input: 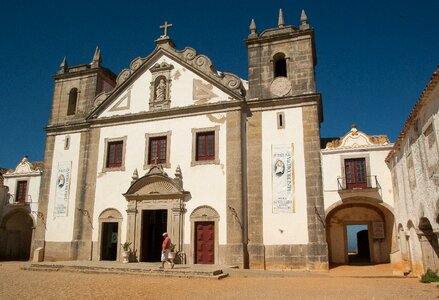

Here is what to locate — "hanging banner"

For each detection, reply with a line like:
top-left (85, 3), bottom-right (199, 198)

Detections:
top-left (272, 144), bottom-right (295, 213)
top-left (54, 161), bottom-right (72, 217)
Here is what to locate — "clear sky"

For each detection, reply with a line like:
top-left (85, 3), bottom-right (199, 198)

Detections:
top-left (0, 0), bottom-right (438, 168)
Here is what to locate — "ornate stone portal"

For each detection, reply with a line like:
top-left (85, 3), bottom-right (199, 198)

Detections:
top-left (123, 165), bottom-right (190, 262)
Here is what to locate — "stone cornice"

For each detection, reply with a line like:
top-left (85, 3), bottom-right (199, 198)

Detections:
top-left (45, 99), bottom-right (245, 134)
top-left (246, 93), bottom-right (322, 122)
top-left (245, 28), bottom-right (314, 46)
top-left (90, 99), bottom-right (244, 128)
top-left (53, 65), bottom-right (116, 81)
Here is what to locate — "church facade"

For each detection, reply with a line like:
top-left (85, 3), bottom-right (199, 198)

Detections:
top-left (33, 10), bottom-right (329, 270)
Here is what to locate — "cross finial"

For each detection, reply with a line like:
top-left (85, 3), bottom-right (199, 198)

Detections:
top-left (154, 156), bottom-right (158, 165)
top-left (160, 21), bottom-right (173, 37)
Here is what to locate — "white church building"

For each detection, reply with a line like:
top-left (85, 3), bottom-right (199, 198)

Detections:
top-left (24, 9), bottom-right (437, 274)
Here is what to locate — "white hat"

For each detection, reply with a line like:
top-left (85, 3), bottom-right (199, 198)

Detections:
top-left (162, 232), bottom-right (168, 236)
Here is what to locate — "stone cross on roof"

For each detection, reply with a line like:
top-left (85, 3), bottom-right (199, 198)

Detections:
top-left (160, 21), bottom-right (173, 37)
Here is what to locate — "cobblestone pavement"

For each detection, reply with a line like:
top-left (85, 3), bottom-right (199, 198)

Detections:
top-left (0, 262), bottom-right (437, 299)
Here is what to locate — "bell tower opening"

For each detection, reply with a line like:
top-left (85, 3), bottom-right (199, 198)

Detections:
top-left (273, 53), bottom-right (287, 78)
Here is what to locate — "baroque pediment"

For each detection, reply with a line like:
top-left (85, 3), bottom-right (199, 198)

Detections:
top-left (325, 125), bottom-right (390, 150)
top-left (90, 39), bottom-right (246, 118)
top-left (5, 156), bottom-right (42, 177)
top-left (124, 165), bottom-right (190, 201)
top-left (114, 45), bottom-right (245, 97)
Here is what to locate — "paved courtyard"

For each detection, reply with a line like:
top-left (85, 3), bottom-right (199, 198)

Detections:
top-left (0, 262), bottom-right (437, 299)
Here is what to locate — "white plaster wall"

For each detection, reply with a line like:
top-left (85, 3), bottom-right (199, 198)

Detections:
top-left (3, 174), bottom-right (41, 214)
top-left (388, 82), bottom-right (439, 275)
top-left (391, 95), bottom-right (439, 233)
top-left (92, 114), bottom-right (227, 245)
top-left (45, 133), bottom-right (81, 241)
top-left (321, 147), bottom-right (394, 209)
top-left (261, 108), bottom-right (308, 245)
top-left (100, 55), bottom-right (233, 118)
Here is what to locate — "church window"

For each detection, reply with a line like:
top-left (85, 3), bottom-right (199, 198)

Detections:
top-left (196, 131), bottom-right (215, 161)
top-left (144, 131), bottom-right (172, 169)
top-left (273, 53), bottom-right (287, 78)
top-left (277, 112), bottom-right (285, 129)
top-left (344, 158), bottom-right (367, 189)
top-left (107, 141), bottom-right (123, 168)
top-left (191, 126), bottom-right (220, 166)
top-left (103, 137), bottom-right (127, 172)
top-left (67, 88), bottom-right (78, 116)
top-left (15, 180), bottom-right (28, 203)
top-left (148, 136), bottom-right (167, 164)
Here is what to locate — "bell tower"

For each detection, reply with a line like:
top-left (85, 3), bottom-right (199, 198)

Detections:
top-left (48, 47), bottom-right (116, 127)
top-left (243, 9), bottom-right (328, 271)
top-left (245, 9), bottom-right (316, 100)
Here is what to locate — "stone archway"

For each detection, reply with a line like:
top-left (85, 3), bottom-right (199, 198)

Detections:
top-left (0, 210), bottom-right (34, 260)
top-left (190, 205), bottom-right (220, 265)
top-left (418, 217), bottom-right (439, 272)
top-left (123, 166), bottom-right (191, 262)
top-left (325, 197), bottom-right (394, 266)
top-left (98, 208), bottom-right (122, 261)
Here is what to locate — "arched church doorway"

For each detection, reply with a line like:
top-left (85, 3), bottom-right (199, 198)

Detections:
top-left (1, 210), bottom-right (33, 260)
top-left (98, 208), bottom-right (122, 261)
top-left (141, 209), bottom-right (167, 262)
top-left (326, 199), bottom-right (394, 266)
top-left (190, 206), bottom-right (219, 265)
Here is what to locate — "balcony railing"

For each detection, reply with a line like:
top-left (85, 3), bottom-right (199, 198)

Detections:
top-left (337, 175), bottom-right (381, 191)
top-left (5, 194), bottom-right (35, 205)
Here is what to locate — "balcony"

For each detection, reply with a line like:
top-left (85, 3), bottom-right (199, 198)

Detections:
top-left (5, 194), bottom-right (35, 206)
top-left (337, 175), bottom-right (381, 195)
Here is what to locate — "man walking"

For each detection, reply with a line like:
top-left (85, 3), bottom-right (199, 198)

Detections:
top-left (160, 232), bottom-right (174, 269)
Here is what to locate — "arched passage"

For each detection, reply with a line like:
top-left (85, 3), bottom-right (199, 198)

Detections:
top-left (325, 198), bottom-right (394, 266)
top-left (418, 217), bottom-right (439, 272)
top-left (0, 210), bottom-right (34, 260)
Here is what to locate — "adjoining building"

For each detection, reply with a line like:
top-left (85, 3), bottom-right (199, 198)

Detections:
top-left (321, 126), bottom-right (394, 266)
top-left (386, 67), bottom-right (439, 276)
top-left (0, 156), bottom-right (42, 260)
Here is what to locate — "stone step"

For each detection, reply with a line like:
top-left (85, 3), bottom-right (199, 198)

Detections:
top-left (21, 263), bottom-right (228, 280)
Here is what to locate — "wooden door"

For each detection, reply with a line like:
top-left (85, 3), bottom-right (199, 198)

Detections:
top-left (195, 222), bottom-right (214, 264)
top-left (345, 158), bottom-right (367, 189)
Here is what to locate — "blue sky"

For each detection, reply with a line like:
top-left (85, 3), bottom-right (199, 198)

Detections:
top-left (0, 0), bottom-right (438, 168)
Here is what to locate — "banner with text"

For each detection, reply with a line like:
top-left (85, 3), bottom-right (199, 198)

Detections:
top-left (54, 161), bottom-right (71, 217)
top-left (272, 144), bottom-right (295, 213)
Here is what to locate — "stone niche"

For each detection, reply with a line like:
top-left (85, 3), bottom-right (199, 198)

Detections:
top-left (149, 62), bottom-right (174, 110)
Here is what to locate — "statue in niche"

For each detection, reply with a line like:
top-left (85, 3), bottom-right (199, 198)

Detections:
top-left (155, 79), bottom-right (167, 101)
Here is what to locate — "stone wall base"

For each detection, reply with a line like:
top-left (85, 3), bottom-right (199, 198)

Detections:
top-left (264, 243), bottom-right (328, 271)
top-left (225, 243), bottom-right (244, 267)
top-left (248, 243), bottom-right (265, 269)
top-left (43, 240), bottom-right (93, 261)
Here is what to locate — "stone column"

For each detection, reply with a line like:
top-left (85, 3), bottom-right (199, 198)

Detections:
top-left (126, 204), bottom-right (138, 261)
top-left (246, 111), bottom-right (265, 269)
top-left (302, 105), bottom-right (328, 270)
top-left (33, 135), bottom-right (55, 258)
top-left (226, 110), bottom-right (244, 267)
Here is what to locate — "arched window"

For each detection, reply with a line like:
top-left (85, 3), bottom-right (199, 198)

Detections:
top-left (67, 88), bottom-right (78, 116)
top-left (273, 53), bottom-right (287, 78)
